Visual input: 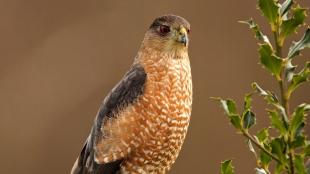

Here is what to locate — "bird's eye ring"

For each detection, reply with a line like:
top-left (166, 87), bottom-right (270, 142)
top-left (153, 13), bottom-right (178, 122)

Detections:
top-left (159, 25), bottom-right (170, 35)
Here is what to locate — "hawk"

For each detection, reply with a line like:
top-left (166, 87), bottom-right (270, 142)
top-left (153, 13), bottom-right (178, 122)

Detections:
top-left (71, 14), bottom-right (192, 174)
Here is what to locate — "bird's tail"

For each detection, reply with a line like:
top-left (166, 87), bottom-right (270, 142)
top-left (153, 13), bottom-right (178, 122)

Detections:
top-left (71, 138), bottom-right (90, 174)
top-left (71, 157), bottom-right (80, 174)
top-left (71, 136), bottom-right (123, 174)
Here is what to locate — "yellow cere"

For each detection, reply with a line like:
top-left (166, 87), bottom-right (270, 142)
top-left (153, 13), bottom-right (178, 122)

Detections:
top-left (179, 26), bottom-right (187, 35)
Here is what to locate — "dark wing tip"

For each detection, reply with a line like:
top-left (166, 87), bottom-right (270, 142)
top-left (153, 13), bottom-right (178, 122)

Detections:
top-left (71, 138), bottom-right (124, 174)
top-left (93, 159), bottom-right (123, 174)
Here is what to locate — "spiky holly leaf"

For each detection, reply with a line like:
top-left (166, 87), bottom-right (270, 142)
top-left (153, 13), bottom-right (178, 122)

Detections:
top-left (215, 98), bottom-right (243, 130)
top-left (257, 128), bottom-right (269, 143)
top-left (294, 155), bottom-right (307, 174)
top-left (244, 93), bottom-right (253, 110)
top-left (291, 135), bottom-right (306, 148)
top-left (280, 6), bottom-right (307, 38)
top-left (252, 83), bottom-right (287, 123)
top-left (230, 115), bottom-right (243, 130)
top-left (290, 103), bottom-right (310, 138)
top-left (273, 104), bottom-right (289, 123)
top-left (258, 0), bottom-right (280, 29)
top-left (287, 62), bottom-right (310, 97)
top-left (270, 138), bottom-right (286, 162)
top-left (268, 110), bottom-right (287, 135)
top-left (305, 144), bottom-right (310, 157)
top-left (275, 163), bottom-right (286, 174)
top-left (294, 122), bottom-right (305, 137)
top-left (220, 99), bottom-right (238, 116)
top-left (280, 0), bottom-right (293, 16)
top-left (252, 82), bottom-right (279, 104)
top-left (260, 151), bottom-right (272, 169)
top-left (259, 44), bottom-right (283, 80)
top-left (288, 28), bottom-right (310, 58)
top-left (221, 160), bottom-right (235, 174)
top-left (240, 19), bottom-right (271, 44)
top-left (252, 82), bottom-right (268, 96)
top-left (242, 110), bottom-right (256, 129)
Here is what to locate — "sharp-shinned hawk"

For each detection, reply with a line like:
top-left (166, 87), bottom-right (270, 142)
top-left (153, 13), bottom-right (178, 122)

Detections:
top-left (71, 14), bottom-right (192, 174)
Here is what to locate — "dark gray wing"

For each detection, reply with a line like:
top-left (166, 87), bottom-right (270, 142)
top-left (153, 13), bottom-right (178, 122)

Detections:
top-left (72, 64), bottom-right (147, 174)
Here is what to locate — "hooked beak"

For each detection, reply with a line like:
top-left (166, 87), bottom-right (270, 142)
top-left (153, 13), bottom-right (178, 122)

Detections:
top-left (177, 26), bottom-right (188, 46)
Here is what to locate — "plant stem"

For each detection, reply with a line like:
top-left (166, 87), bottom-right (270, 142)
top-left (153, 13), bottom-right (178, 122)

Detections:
top-left (242, 131), bottom-right (282, 164)
top-left (273, 30), bottom-right (290, 115)
top-left (288, 148), bottom-right (295, 174)
top-left (273, 31), bottom-right (282, 58)
top-left (273, 28), bottom-right (294, 174)
top-left (278, 80), bottom-right (290, 116)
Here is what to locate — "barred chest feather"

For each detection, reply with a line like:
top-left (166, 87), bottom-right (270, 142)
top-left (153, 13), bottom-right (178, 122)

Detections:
top-left (96, 51), bottom-right (192, 174)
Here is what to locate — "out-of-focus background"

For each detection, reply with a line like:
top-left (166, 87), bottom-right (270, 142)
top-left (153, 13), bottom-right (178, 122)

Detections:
top-left (0, 0), bottom-right (309, 173)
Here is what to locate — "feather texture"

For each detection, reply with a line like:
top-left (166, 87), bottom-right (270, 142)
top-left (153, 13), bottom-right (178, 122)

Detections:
top-left (71, 64), bottom-right (147, 174)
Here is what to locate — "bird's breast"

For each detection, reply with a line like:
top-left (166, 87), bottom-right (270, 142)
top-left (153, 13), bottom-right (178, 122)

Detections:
top-left (120, 56), bottom-right (192, 173)
top-left (96, 54), bottom-right (193, 174)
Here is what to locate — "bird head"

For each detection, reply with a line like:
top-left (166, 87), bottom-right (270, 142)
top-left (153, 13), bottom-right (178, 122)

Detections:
top-left (141, 15), bottom-right (190, 57)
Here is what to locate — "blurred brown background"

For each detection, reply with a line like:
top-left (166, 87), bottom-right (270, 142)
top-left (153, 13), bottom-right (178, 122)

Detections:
top-left (0, 0), bottom-right (309, 173)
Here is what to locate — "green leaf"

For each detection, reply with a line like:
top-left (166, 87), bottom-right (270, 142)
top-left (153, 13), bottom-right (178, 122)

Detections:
top-left (240, 19), bottom-right (271, 44)
top-left (215, 98), bottom-right (243, 130)
top-left (252, 83), bottom-right (287, 123)
top-left (268, 110), bottom-right (287, 135)
top-left (280, 0), bottom-right (293, 16)
top-left (259, 44), bottom-right (283, 80)
top-left (230, 115), bottom-right (243, 130)
top-left (295, 122), bottom-right (305, 137)
top-left (252, 82), bottom-right (268, 96)
top-left (273, 104), bottom-right (289, 123)
top-left (287, 62), bottom-right (310, 97)
top-left (252, 82), bottom-right (280, 104)
top-left (253, 75), bottom-right (290, 122)
top-left (260, 151), bottom-right (272, 168)
top-left (305, 144), bottom-right (310, 157)
top-left (291, 135), bottom-right (306, 148)
top-left (242, 110), bottom-right (256, 129)
top-left (257, 128), bottom-right (269, 143)
top-left (294, 155), bottom-right (307, 174)
top-left (221, 160), bottom-right (235, 174)
top-left (244, 93), bottom-right (253, 110)
top-left (258, 0), bottom-right (280, 29)
top-left (280, 6), bottom-right (307, 39)
top-left (288, 28), bottom-right (310, 58)
top-left (275, 163), bottom-right (286, 174)
top-left (290, 103), bottom-right (310, 137)
top-left (270, 138), bottom-right (286, 162)
top-left (220, 99), bottom-right (238, 116)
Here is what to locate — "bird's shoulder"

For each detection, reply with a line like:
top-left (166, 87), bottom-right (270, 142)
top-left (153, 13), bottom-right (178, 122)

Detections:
top-left (95, 63), bottom-right (147, 130)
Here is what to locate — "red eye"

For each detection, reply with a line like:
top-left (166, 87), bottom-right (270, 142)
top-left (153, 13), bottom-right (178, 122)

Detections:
top-left (159, 25), bottom-right (170, 34)
top-left (187, 29), bottom-right (190, 34)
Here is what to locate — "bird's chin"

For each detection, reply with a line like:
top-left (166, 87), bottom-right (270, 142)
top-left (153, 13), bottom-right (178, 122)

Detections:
top-left (166, 40), bottom-right (188, 49)
top-left (173, 42), bottom-right (188, 52)
top-left (163, 44), bottom-right (188, 59)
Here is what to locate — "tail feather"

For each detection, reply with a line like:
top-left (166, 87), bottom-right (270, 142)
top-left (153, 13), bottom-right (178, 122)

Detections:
top-left (71, 140), bottom-right (89, 174)
top-left (71, 138), bottom-right (123, 174)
